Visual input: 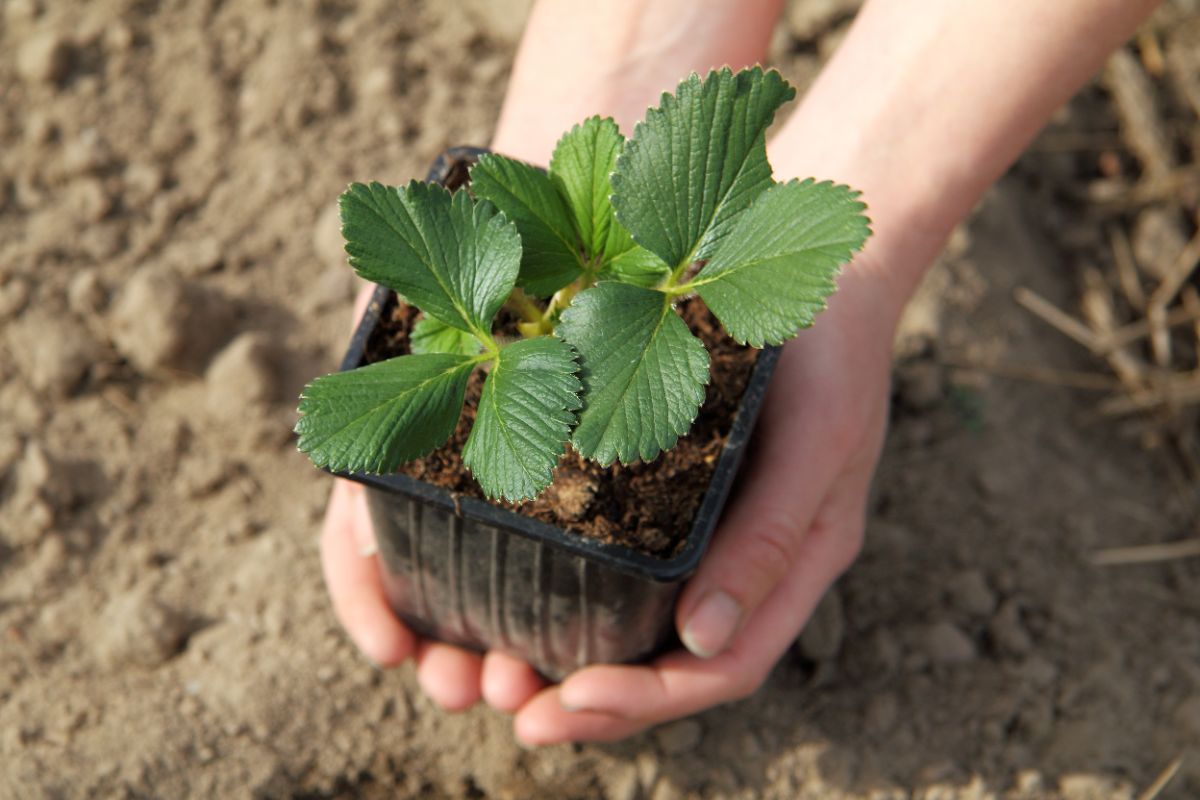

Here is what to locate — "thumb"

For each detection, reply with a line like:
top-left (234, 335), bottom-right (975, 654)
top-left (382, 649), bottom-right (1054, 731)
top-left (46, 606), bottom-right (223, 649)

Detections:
top-left (675, 393), bottom-right (876, 659)
top-left (677, 454), bottom-right (873, 659)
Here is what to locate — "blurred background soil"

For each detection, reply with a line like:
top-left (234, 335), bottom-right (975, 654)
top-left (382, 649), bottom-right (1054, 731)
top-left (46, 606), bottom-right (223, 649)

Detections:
top-left (2, 0), bottom-right (1200, 797)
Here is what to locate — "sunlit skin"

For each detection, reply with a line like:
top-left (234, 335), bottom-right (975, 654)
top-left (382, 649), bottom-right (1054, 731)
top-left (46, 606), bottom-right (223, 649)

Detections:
top-left (320, 0), bottom-right (1158, 745)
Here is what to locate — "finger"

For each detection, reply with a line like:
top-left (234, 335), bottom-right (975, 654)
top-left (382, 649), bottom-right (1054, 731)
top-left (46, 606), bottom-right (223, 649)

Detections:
top-left (415, 641), bottom-right (484, 712)
top-left (481, 651), bottom-right (546, 713)
top-left (548, 500), bottom-right (864, 726)
top-left (514, 686), bottom-right (647, 746)
top-left (320, 479), bottom-right (416, 667)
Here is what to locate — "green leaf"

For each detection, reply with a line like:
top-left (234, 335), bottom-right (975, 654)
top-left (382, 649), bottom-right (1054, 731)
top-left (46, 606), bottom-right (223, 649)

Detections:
top-left (557, 283), bottom-right (709, 466)
top-left (690, 179), bottom-right (870, 346)
top-left (610, 67), bottom-right (795, 270)
top-left (549, 117), bottom-right (672, 287)
top-left (340, 181), bottom-right (519, 340)
top-left (600, 241), bottom-right (670, 287)
top-left (296, 353), bottom-right (476, 474)
top-left (469, 153), bottom-right (583, 297)
top-left (462, 337), bottom-right (582, 502)
top-left (410, 315), bottom-right (485, 356)
top-left (549, 116), bottom-right (623, 260)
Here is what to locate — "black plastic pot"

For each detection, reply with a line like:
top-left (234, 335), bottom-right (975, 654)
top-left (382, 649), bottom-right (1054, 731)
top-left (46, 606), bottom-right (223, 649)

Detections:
top-left (334, 147), bottom-right (780, 680)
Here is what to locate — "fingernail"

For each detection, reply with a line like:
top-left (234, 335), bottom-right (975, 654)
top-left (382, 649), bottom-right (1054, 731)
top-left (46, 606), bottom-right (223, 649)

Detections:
top-left (558, 684), bottom-right (588, 714)
top-left (681, 590), bottom-right (742, 659)
top-left (358, 540), bottom-right (377, 558)
top-left (559, 683), bottom-right (621, 717)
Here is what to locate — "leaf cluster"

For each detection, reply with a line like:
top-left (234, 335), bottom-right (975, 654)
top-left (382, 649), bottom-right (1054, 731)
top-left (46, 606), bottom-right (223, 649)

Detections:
top-left (297, 67), bottom-right (871, 502)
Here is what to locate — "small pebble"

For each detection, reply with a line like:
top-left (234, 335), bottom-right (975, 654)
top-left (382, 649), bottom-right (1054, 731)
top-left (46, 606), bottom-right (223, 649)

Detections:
top-left (654, 718), bottom-right (703, 756)
top-left (1016, 655), bottom-right (1058, 687)
top-left (104, 22), bottom-right (134, 53)
top-left (358, 65), bottom-right (395, 100)
top-left (0, 277), bottom-right (32, 321)
top-left (1057, 774), bottom-right (1124, 799)
top-left (896, 360), bottom-right (943, 411)
top-left (601, 764), bottom-right (639, 800)
top-left (17, 30), bottom-right (72, 85)
top-left (67, 177), bottom-right (111, 223)
top-left (1175, 695), bottom-right (1200, 737)
top-left (863, 692), bottom-right (899, 737)
top-left (177, 453), bottom-right (229, 499)
top-left (650, 781), bottom-right (683, 800)
top-left (945, 569), bottom-right (996, 617)
top-left (172, 237), bottom-right (222, 276)
top-left (122, 162), bottom-right (164, 207)
top-left (988, 599), bottom-right (1033, 656)
top-left (24, 112), bottom-right (56, 145)
top-left (0, 430), bottom-right (21, 475)
top-left (17, 441), bottom-right (56, 498)
top-left (923, 621), bottom-right (977, 665)
top-left (636, 751), bottom-right (659, 791)
top-left (67, 270), bottom-right (107, 317)
top-left (62, 129), bottom-right (111, 175)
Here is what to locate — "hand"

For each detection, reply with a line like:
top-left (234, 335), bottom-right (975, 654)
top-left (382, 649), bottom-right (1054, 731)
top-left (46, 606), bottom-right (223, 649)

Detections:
top-left (319, 284), bottom-right (549, 712)
top-left (511, 268), bottom-right (898, 743)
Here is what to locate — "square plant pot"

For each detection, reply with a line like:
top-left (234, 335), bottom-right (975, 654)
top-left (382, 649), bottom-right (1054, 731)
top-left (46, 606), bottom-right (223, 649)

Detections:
top-left (332, 147), bottom-right (780, 681)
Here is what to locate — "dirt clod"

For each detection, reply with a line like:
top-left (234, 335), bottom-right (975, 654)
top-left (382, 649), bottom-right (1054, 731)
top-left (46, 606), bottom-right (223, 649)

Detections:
top-left (6, 309), bottom-right (99, 396)
top-left (0, 278), bottom-right (32, 323)
top-left (93, 589), bottom-right (190, 669)
top-left (17, 30), bottom-right (72, 85)
top-left (109, 269), bottom-right (233, 375)
top-left (945, 570), bottom-right (997, 617)
top-left (654, 719), bottom-right (703, 756)
top-left (922, 622), bottom-right (978, 666)
top-left (68, 270), bottom-right (108, 318)
top-left (541, 468), bottom-right (596, 521)
top-left (989, 599), bottom-right (1034, 657)
top-left (206, 332), bottom-right (279, 408)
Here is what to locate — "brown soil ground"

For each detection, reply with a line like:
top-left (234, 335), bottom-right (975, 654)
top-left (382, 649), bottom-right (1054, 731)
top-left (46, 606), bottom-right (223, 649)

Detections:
top-left (2, 1), bottom-right (1199, 798)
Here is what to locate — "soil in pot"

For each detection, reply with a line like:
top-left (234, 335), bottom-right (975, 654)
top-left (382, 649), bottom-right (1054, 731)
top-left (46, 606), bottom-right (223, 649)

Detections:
top-left (362, 294), bottom-right (760, 558)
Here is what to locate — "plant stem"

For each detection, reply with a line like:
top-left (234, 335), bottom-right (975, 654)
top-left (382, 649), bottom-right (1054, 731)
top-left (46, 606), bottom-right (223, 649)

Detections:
top-left (505, 288), bottom-right (553, 337)
top-left (539, 262), bottom-right (599, 329)
top-left (506, 287), bottom-right (546, 323)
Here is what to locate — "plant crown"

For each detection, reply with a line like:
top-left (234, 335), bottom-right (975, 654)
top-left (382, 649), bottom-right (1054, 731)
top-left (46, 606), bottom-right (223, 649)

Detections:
top-left (296, 67), bottom-right (871, 502)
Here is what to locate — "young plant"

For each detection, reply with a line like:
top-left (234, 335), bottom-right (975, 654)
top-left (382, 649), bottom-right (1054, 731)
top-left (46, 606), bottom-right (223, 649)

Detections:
top-left (296, 67), bottom-right (871, 502)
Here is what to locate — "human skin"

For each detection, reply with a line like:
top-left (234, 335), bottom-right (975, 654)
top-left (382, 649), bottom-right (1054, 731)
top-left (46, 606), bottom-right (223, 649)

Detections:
top-left (320, 0), bottom-right (1159, 744)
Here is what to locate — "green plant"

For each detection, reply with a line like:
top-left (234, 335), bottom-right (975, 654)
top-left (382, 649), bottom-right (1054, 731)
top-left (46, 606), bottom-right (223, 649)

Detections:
top-left (296, 67), bottom-right (870, 502)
